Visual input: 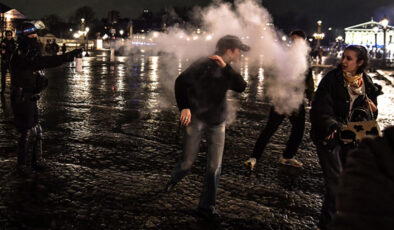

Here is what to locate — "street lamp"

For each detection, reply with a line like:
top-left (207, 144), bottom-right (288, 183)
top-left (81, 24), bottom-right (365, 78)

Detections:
top-left (380, 16), bottom-right (389, 65)
top-left (81, 18), bottom-right (85, 31)
top-left (80, 18), bottom-right (86, 50)
top-left (313, 20), bottom-right (325, 48)
top-left (85, 27), bottom-right (90, 53)
top-left (372, 26), bottom-right (379, 58)
top-left (119, 29), bottom-right (125, 45)
top-left (372, 26), bottom-right (379, 48)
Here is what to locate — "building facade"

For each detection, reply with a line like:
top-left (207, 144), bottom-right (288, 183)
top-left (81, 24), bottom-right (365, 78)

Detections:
top-left (345, 18), bottom-right (393, 48)
top-left (0, 3), bottom-right (25, 38)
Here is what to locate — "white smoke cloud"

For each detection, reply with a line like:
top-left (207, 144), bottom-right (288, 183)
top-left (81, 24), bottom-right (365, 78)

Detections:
top-left (124, 0), bottom-right (311, 115)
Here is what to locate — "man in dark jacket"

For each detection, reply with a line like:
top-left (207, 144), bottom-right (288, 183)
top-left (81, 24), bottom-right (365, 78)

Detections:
top-left (165, 35), bottom-right (249, 219)
top-left (10, 22), bottom-right (81, 176)
top-left (1, 30), bottom-right (16, 94)
top-left (332, 126), bottom-right (394, 230)
top-left (244, 30), bottom-right (314, 169)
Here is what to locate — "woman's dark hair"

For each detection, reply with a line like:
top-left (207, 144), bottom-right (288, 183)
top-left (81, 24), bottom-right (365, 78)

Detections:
top-left (344, 45), bottom-right (369, 74)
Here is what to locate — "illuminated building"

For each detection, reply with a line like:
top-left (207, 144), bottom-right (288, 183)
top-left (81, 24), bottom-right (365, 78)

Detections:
top-left (345, 18), bottom-right (393, 48)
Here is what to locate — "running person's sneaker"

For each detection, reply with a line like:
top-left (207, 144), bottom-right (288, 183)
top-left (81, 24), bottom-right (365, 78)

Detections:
top-left (279, 157), bottom-right (303, 168)
top-left (244, 157), bottom-right (257, 171)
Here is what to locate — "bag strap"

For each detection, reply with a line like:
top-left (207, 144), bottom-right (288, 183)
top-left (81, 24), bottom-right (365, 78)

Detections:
top-left (365, 95), bottom-right (375, 120)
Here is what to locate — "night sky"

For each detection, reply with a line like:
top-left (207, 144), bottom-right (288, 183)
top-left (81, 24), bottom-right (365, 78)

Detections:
top-left (2, 0), bottom-right (394, 30)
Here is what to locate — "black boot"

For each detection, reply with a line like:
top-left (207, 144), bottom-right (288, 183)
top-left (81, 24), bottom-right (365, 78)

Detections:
top-left (16, 130), bottom-right (34, 177)
top-left (32, 125), bottom-right (48, 171)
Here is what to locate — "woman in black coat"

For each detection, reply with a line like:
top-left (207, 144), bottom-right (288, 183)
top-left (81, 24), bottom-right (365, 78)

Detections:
top-left (310, 45), bottom-right (382, 230)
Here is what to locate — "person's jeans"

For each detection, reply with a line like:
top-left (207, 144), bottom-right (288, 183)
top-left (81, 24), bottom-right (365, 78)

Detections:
top-left (252, 105), bottom-right (305, 159)
top-left (170, 116), bottom-right (225, 211)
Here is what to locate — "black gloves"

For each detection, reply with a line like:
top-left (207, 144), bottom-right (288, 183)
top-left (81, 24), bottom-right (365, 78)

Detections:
top-left (63, 48), bottom-right (83, 62)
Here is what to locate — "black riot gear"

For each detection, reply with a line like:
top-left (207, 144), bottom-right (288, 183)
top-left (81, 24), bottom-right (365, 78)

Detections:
top-left (1, 30), bottom-right (16, 94)
top-left (10, 22), bottom-right (82, 175)
top-left (19, 22), bottom-right (40, 36)
top-left (17, 36), bottom-right (42, 59)
top-left (12, 35), bottom-right (48, 93)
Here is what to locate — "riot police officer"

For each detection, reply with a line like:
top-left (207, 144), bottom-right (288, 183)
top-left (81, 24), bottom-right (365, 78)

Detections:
top-left (1, 30), bottom-right (16, 94)
top-left (10, 22), bottom-right (81, 175)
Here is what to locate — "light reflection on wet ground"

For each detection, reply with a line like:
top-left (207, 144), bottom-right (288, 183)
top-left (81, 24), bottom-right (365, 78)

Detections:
top-left (1, 54), bottom-right (392, 165)
top-left (0, 53), bottom-right (392, 167)
top-left (0, 53), bottom-right (392, 229)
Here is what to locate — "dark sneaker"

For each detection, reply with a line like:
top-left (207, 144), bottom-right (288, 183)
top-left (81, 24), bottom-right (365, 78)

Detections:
top-left (164, 180), bottom-right (177, 193)
top-left (197, 207), bottom-right (221, 221)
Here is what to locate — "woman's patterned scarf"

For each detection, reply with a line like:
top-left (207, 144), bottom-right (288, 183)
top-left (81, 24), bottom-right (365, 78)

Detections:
top-left (343, 72), bottom-right (363, 95)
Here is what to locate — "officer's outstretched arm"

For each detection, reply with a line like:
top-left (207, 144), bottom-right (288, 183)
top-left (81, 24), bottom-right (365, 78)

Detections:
top-left (30, 49), bottom-right (82, 70)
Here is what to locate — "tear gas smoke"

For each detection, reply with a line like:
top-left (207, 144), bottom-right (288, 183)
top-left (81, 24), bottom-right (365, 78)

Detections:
top-left (123, 0), bottom-right (310, 116)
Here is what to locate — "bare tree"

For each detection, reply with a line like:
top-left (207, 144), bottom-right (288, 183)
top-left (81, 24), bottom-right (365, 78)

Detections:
top-left (70, 6), bottom-right (96, 25)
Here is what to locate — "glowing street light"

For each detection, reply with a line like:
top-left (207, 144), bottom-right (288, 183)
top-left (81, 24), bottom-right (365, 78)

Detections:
top-left (380, 17), bottom-right (389, 28)
top-left (380, 16), bottom-right (389, 66)
top-left (79, 18), bottom-right (88, 51)
top-left (313, 33), bottom-right (325, 40)
top-left (313, 20), bottom-right (325, 48)
top-left (335, 36), bottom-right (343, 42)
top-left (372, 26), bottom-right (379, 49)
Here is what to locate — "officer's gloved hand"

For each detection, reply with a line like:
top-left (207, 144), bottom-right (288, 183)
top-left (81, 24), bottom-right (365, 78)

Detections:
top-left (63, 48), bottom-right (83, 62)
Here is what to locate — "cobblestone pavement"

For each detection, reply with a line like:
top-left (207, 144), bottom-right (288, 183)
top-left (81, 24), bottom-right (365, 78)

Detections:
top-left (0, 54), bottom-right (392, 230)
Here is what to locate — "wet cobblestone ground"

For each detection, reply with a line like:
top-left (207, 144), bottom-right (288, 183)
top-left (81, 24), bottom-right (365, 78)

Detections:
top-left (0, 54), bottom-right (393, 230)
